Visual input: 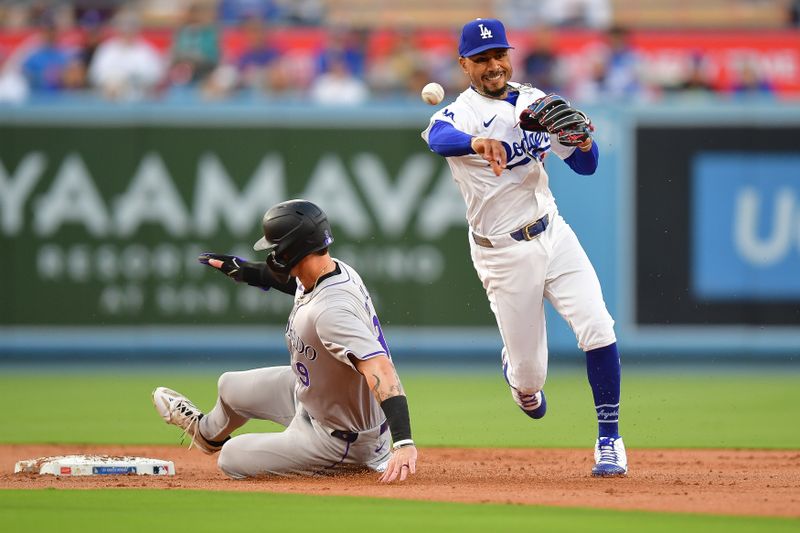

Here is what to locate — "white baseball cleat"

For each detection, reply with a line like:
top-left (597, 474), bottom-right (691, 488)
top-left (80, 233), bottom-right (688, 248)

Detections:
top-left (592, 436), bottom-right (628, 477)
top-left (152, 387), bottom-right (224, 455)
top-left (510, 389), bottom-right (547, 419)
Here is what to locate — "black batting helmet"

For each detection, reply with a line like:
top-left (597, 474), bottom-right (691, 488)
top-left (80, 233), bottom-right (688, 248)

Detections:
top-left (253, 199), bottom-right (334, 272)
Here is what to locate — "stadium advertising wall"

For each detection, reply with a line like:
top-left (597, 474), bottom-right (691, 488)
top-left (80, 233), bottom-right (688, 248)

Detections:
top-left (3, 106), bottom-right (799, 358)
top-left (635, 125), bottom-right (800, 327)
top-left (0, 124), bottom-right (493, 328)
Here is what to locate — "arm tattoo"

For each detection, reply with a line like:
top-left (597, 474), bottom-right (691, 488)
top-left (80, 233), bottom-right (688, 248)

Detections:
top-left (371, 370), bottom-right (404, 403)
top-left (371, 373), bottom-right (384, 402)
top-left (389, 367), bottom-right (404, 396)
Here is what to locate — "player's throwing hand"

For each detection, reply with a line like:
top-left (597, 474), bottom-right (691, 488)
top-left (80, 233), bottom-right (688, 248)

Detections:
top-left (470, 137), bottom-right (507, 176)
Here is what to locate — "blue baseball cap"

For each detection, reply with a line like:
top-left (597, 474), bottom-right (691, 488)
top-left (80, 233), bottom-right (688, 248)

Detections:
top-left (458, 18), bottom-right (514, 58)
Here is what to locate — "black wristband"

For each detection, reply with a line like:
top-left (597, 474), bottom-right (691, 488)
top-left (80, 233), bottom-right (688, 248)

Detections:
top-left (240, 262), bottom-right (298, 294)
top-left (239, 261), bottom-right (265, 286)
top-left (380, 395), bottom-right (412, 444)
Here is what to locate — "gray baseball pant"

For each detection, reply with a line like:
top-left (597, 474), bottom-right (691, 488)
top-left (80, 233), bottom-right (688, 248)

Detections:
top-left (198, 366), bottom-right (390, 479)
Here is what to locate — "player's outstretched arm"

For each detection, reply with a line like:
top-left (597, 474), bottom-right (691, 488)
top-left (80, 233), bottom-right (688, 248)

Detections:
top-left (197, 252), bottom-right (298, 294)
top-left (351, 355), bottom-right (417, 483)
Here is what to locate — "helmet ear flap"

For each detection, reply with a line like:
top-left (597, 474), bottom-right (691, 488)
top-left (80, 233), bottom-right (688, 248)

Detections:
top-left (265, 252), bottom-right (291, 284)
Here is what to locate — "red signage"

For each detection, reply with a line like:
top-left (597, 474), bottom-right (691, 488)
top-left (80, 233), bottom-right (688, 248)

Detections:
top-left (2, 28), bottom-right (798, 94)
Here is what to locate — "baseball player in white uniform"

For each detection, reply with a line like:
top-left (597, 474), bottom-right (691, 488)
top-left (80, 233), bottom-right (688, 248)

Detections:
top-left (421, 18), bottom-right (627, 476)
top-left (152, 199), bottom-right (417, 482)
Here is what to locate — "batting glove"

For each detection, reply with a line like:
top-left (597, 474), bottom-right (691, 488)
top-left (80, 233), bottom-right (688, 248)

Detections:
top-left (197, 252), bottom-right (248, 282)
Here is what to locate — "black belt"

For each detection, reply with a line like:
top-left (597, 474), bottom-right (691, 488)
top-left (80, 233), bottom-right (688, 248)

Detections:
top-left (472, 214), bottom-right (549, 248)
top-left (331, 420), bottom-right (389, 443)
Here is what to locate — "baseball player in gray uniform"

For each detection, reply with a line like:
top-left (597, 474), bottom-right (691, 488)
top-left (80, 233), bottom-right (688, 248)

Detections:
top-left (421, 18), bottom-right (626, 476)
top-left (152, 199), bottom-right (417, 482)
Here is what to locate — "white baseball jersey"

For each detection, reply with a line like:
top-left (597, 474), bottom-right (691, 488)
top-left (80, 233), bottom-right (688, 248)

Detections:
top-left (421, 82), bottom-right (615, 397)
top-left (421, 82), bottom-right (576, 237)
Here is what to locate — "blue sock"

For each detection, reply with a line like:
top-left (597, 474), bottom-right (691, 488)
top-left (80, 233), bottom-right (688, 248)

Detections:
top-left (585, 343), bottom-right (621, 439)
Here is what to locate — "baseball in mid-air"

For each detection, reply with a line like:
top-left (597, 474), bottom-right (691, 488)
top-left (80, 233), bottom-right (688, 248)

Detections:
top-left (421, 82), bottom-right (444, 105)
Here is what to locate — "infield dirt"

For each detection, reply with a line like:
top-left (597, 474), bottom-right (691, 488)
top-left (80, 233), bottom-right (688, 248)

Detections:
top-left (2, 445), bottom-right (798, 517)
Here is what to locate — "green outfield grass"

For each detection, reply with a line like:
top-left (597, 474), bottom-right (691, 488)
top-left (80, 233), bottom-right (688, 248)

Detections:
top-left (0, 368), bottom-right (797, 448)
top-left (1, 490), bottom-right (797, 533)
top-left (1, 367), bottom-right (798, 532)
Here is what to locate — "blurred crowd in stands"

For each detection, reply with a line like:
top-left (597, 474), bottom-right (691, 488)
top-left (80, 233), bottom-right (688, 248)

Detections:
top-left (0, 0), bottom-right (798, 105)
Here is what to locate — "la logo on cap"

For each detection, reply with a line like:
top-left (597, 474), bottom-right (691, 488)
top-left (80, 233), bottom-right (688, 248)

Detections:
top-left (458, 18), bottom-right (513, 57)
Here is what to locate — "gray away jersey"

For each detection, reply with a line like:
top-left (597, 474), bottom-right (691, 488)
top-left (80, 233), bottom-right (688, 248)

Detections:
top-left (284, 259), bottom-right (389, 432)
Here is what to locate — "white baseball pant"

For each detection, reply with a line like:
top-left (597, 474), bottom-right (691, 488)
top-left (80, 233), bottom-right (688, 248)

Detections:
top-left (469, 212), bottom-right (616, 395)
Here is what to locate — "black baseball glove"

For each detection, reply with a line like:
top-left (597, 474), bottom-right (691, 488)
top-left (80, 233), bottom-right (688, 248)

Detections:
top-left (519, 93), bottom-right (594, 146)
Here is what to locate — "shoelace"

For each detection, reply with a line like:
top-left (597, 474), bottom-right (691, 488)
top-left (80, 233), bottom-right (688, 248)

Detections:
top-left (513, 390), bottom-right (541, 410)
top-left (170, 400), bottom-right (202, 451)
top-left (597, 442), bottom-right (620, 464)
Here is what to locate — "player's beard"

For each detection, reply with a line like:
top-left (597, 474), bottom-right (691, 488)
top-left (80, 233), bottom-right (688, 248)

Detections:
top-left (483, 84), bottom-right (509, 98)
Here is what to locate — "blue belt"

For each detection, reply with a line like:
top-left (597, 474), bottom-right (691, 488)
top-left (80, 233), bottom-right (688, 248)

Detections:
top-left (472, 214), bottom-right (549, 248)
top-left (331, 420), bottom-right (389, 443)
top-left (510, 214), bottom-right (549, 241)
